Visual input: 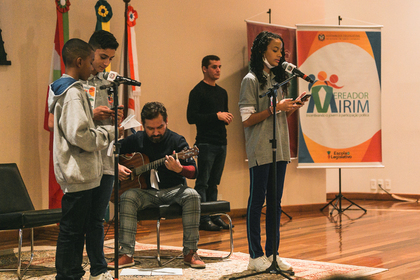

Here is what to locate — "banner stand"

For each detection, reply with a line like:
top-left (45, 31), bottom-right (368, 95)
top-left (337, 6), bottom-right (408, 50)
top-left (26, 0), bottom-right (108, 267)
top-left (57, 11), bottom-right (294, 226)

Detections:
top-left (320, 168), bottom-right (367, 215)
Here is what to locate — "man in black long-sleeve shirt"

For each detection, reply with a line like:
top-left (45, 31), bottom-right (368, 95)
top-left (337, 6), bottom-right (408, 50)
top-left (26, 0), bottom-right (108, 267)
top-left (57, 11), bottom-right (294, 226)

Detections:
top-left (187, 55), bottom-right (233, 231)
top-left (108, 102), bottom-right (205, 269)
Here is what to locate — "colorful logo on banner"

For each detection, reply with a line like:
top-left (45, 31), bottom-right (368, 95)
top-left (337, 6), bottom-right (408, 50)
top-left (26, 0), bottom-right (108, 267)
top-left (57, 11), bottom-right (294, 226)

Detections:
top-left (297, 29), bottom-right (382, 166)
top-left (305, 71), bottom-right (369, 116)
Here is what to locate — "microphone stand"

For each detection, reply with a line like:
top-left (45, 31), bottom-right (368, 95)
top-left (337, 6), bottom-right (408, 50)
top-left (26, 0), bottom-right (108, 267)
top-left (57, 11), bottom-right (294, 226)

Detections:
top-left (230, 75), bottom-right (297, 280)
top-left (100, 81), bottom-right (121, 279)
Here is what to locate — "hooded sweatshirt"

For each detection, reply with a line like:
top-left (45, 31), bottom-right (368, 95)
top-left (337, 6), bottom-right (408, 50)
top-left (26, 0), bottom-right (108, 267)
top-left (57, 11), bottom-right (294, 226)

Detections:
top-left (48, 74), bottom-right (115, 193)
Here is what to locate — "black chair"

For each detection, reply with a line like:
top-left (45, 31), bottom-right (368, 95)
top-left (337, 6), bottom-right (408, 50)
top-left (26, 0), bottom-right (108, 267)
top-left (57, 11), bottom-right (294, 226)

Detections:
top-left (0, 163), bottom-right (62, 279)
top-left (136, 200), bottom-right (233, 266)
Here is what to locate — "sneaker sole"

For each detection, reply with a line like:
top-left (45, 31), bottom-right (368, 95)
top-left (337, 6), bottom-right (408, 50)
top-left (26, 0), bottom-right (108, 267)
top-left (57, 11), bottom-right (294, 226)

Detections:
top-left (247, 266), bottom-right (268, 272)
top-left (268, 257), bottom-right (294, 271)
top-left (277, 261), bottom-right (293, 271)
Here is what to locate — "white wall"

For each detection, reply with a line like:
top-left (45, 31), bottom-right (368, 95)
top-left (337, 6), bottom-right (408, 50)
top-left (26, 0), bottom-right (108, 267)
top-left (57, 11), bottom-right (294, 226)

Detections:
top-left (1, 0), bottom-right (417, 210)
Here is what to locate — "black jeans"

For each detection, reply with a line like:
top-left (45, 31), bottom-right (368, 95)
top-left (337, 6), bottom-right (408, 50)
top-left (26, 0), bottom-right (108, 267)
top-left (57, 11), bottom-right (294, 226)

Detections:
top-left (55, 175), bottom-right (114, 279)
top-left (194, 143), bottom-right (227, 223)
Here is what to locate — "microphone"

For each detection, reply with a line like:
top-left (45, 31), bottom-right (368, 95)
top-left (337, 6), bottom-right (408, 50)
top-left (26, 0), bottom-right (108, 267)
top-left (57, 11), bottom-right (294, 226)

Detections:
top-left (103, 71), bottom-right (141, 86)
top-left (282, 62), bottom-right (314, 83)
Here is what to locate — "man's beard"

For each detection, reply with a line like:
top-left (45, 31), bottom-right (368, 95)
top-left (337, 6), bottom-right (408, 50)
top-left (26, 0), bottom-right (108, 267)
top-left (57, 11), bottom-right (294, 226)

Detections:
top-left (150, 135), bottom-right (163, 143)
top-left (148, 130), bottom-right (166, 143)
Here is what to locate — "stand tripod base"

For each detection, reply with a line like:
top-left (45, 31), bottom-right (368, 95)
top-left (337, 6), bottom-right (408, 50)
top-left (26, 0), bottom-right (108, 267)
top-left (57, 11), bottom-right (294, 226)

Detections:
top-left (321, 168), bottom-right (367, 215)
top-left (321, 193), bottom-right (367, 215)
top-left (229, 264), bottom-right (295, 280)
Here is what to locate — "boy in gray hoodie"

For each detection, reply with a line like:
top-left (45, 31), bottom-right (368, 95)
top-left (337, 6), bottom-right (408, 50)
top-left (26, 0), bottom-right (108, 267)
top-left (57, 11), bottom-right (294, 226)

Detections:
top-left (48, 38), bottom-right (115, 280)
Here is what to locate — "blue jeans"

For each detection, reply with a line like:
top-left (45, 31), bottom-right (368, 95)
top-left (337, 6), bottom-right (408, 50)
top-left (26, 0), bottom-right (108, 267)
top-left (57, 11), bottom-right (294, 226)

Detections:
top-left (194, 143), bottom-right (226, 223)
top-left (55, 175), bottom-right (114, 279)
top-left (246, 162), bottom-right (287, 259)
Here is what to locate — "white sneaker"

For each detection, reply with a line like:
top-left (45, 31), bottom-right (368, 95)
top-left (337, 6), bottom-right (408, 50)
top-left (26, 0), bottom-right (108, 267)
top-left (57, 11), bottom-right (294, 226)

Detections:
top-left (267, 255), bottom-right (293, 271)
top-left (247, 255), bottom-right (271, 272)
top-left (89, 271), bottom-right (113, 280)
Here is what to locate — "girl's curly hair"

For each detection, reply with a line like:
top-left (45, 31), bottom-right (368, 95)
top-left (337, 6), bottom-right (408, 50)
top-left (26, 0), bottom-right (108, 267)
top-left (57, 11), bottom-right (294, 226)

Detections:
top-left (250, 31), bottom-right (288, 94)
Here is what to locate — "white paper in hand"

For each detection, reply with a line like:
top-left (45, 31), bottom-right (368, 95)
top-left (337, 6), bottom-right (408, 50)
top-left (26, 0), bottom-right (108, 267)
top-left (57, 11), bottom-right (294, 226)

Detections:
top-left (120, 114), bottom-right (142, 130)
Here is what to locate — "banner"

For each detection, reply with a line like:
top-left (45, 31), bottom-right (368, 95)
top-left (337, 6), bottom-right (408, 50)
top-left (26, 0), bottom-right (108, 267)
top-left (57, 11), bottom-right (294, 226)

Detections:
top-left (296, 25), bottom-right (383, 168)
top-left (43, 0), bottom-right (71, 209)
top-left (245, 20), bottom-right (298, 157)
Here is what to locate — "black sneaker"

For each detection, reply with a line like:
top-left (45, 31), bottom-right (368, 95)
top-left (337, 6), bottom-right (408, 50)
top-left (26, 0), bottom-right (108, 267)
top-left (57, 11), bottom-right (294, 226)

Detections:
top-left (199, 220), bottom-right (221, 231)
top-left (212, 216), bottom-right (233, 229)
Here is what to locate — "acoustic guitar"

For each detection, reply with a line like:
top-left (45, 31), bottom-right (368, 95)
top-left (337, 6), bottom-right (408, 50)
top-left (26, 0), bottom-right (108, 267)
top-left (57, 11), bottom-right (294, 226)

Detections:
top-left (110, 146), bottom-right (199, 203)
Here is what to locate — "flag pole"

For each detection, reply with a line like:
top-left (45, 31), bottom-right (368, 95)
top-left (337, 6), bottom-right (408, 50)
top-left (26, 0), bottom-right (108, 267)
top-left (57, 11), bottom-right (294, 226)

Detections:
top-left (113, 2), bottom-right (131, 279)
top-left (123, 0), bottom-right (130, 126)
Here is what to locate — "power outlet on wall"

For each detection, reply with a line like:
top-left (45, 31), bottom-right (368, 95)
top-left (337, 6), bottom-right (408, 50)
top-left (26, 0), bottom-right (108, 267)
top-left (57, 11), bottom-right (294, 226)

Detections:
top-left (377, 179), bottom-right (384, 191)
top-left (370, 179), bottom-right (377, 191)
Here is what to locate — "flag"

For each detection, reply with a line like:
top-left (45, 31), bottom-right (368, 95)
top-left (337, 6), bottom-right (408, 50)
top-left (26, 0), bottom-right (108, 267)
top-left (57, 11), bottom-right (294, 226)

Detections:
top-left (95, 0), bottom-right (113, 32)
top-left (43, 0), bottom-right (70, 209)
top-left (94, 0), bottom-right (113, 72)
top-left (120, 5), bottom-right (141, 130)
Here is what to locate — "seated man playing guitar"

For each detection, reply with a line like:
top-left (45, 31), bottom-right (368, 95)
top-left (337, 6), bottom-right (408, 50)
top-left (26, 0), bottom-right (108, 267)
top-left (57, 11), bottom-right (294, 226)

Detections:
top-left (108, 102), bottom-right (205, 269)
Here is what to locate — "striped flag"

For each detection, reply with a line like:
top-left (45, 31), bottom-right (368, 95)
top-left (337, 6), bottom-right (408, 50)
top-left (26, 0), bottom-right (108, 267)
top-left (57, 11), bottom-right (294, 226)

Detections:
top-left (43, 0), bottom-right (71, 209)
top-left (120, 5), bottom-right (141, 129)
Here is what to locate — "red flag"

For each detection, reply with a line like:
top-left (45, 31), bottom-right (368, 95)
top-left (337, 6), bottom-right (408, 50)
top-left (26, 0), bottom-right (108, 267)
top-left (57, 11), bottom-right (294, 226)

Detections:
top-left (119, 5), bottom-right (141, 131)
top-left (44, 0), bottom-right (71, 209)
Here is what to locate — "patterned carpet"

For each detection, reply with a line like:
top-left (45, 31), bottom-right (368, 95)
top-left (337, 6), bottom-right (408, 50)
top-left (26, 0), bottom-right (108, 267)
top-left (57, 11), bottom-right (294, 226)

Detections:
top-left (0, 241), bottom-right (387, 279)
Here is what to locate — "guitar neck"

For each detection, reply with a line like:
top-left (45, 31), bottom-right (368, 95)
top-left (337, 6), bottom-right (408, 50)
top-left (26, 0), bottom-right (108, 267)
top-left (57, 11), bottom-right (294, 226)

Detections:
top-left (133, 154), bottom-right (176, 176)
